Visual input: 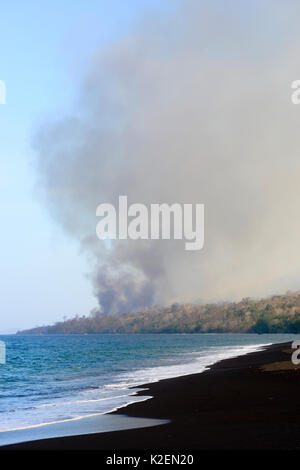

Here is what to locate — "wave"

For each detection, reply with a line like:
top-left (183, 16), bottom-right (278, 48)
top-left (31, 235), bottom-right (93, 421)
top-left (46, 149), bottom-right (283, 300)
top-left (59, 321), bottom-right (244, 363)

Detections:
top-left (0, 341), bottom-right (270, 433)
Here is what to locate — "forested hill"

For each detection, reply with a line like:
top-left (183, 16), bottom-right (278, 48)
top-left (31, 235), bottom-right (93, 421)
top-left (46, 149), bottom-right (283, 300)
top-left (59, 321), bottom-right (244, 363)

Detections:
top-left (17, 291), bottom-right (300, 334)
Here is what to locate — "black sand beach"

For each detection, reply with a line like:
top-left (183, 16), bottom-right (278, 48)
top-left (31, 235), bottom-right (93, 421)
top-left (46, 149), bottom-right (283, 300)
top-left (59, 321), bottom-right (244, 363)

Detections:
top-left (2, 341), bottom-right (300, 450)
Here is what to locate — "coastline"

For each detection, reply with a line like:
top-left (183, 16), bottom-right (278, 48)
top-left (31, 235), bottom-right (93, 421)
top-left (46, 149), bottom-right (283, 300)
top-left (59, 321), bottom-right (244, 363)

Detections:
top-left (2, 340), bottom-right (300, 450)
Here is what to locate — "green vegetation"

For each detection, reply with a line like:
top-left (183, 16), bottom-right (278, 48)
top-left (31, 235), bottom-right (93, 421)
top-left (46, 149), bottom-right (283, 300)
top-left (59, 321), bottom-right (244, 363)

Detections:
top-left (18, 291), bottom-right (300, 335)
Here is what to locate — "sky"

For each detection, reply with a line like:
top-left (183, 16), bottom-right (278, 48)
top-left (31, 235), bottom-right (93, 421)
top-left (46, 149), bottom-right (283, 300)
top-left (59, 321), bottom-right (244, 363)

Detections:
top-left (2, 1), bottom-right (300, 331)
top-left (0, 0), bottom-right (170, 331)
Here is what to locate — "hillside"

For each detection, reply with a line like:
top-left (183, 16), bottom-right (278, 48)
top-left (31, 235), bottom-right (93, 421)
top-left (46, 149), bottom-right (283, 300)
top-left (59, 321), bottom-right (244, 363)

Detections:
top-left (17, 291), bottom-right (300, 334)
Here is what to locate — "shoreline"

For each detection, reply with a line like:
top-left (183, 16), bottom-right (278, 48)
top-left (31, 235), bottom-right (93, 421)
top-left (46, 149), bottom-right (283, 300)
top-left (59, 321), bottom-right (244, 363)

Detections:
top-left (2, 340), bottom-right (300, 450)
top-left (0, 337), bottom-right (269, 440)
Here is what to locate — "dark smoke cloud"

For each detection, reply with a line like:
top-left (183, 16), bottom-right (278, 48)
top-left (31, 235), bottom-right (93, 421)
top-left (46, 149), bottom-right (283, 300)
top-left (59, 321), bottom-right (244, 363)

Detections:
top-left (34, 0), bottom-right (300, 314)
top-left (92, 263), bottom-right (155, 315)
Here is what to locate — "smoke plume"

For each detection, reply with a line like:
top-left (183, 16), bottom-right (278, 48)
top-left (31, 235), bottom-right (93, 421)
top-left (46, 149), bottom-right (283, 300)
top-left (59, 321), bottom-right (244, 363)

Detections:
top-left (34, 0), bottom-right (300, 314)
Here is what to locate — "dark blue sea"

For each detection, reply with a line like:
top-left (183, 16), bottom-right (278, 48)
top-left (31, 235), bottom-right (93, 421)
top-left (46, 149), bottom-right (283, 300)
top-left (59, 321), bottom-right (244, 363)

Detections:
top-left (0, 334), bottom-right (297, 435)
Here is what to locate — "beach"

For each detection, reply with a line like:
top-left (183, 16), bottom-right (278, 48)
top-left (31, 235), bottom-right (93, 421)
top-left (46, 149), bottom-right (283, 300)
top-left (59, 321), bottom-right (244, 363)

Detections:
top-left (2, 341), bottom-right (300, 451)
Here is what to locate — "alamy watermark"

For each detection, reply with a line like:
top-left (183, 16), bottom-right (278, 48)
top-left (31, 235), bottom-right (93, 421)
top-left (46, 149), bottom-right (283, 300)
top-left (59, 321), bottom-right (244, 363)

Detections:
top-left (96, 196), bottom-right (204, 251)
top-left (0, 341), bottom-right (6, 364)
top-left (0, 80), bottom-right (6, 105)
top-left (291, 341), bottom-right (300, 365)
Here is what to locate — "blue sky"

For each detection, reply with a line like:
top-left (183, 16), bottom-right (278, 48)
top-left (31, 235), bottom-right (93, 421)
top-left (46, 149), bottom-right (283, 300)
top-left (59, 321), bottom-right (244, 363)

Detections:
top-left (0, 0), bottom-right (169, 331)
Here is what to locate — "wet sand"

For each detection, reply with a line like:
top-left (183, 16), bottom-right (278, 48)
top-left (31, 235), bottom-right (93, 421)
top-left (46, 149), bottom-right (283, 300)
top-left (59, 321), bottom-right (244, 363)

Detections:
top-left (2, 341), bottom-right (300, 450)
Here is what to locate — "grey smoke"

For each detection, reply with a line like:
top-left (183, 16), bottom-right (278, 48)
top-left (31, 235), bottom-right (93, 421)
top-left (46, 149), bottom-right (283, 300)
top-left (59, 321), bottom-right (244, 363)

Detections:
top-left (34, 0), bottom-right (300, 314)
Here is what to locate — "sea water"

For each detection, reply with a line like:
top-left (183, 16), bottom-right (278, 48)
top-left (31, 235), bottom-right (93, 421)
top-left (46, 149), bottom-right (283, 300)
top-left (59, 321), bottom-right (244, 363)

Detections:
top-left (0, 333), bottom-right (297, 438)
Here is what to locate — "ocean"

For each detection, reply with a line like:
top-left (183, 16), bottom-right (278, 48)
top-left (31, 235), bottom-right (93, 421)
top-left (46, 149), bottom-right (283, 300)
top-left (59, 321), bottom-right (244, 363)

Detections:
top-left (0, 333), bottom-right (297, 441)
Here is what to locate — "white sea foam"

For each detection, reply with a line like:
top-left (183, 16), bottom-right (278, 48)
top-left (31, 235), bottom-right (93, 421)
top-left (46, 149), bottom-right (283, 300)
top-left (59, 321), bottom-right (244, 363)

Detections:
top-left (111, 343), bottom-right (270, 387)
